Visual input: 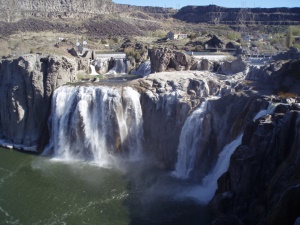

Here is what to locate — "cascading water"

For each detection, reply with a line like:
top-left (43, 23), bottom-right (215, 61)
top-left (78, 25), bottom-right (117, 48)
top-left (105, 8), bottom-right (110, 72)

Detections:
top-left (172, 100), bottom-right (208, 179)
top-left (131, 60), bottom-right (151, 77)
top-left (175, 102), bottom-right (277, 203)
top-left (89, 64), bottom-right (99, 76)
top-left (44, 85), bottom-right (144, 167)
top-left (180, 135), bottom-right (243, 204)
top-left (253, 103), bottom-right (277, 121)
top-left (107, 59), bottom-right (127, 75)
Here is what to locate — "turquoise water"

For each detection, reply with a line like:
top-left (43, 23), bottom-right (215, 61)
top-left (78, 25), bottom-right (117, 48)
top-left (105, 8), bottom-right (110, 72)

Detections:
top-left (0, 148), bottom-right (213, 225)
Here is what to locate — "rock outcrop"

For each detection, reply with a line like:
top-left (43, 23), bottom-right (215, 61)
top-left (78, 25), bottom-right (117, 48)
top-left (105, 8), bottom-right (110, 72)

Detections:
top-left (272, 47), bottom-right (300, 61)
top-left (149, 47), bottom-right (197, 73)
top-left (212, 104), bottom-right (300, 225)
top-left (220, 57), bottom-right (247, 74)
top-left (246, 59), bottom-right (300, 95)
top-left (205, 35), bottom-right (224, 49)
top-left (0, 54), bottom-right (77, 151)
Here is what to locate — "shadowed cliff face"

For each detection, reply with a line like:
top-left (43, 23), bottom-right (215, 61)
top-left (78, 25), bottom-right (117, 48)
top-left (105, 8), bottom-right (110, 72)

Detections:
top-left (212, 105), bottom-right (300, 225)
top-left (0, 54), bottom-right (77, 151)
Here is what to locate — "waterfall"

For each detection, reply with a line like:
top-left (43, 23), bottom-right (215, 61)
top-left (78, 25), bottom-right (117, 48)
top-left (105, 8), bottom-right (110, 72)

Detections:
top-left (177, 102), bottom-right (277, 203)
top-left (131, 60), bottom-right (151, 77)
top-left (253, 103), bottom-right (276, 121)
top-left (89, 65), bottom-right (99, 76)
top-left (44, 85), bottom-right (144, 167)
top-left (107, 59), bottom-right (127, 75)
top-left (172, 100), bottom-right (208, 179)
top-left (180, 135), bottom-right (243, 204)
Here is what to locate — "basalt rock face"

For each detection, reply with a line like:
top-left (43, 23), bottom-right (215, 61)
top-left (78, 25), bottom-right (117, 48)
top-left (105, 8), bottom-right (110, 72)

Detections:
top-left (0, 54), bottom-right (77, 151)
top-left (212, 105), bottom-right (300, 225)
top-left (272, 47), bottom-right (300, 61)
top-left (192, 94), bottom-right (268, 180)
top-left (246, 59), bottom-right (300, 95)
top-left (131, 71), bottom-right (222, 169)
top-left (0, 0), bottom-right (114, 22)
top-left (174, 5), bottom-right (300, 25)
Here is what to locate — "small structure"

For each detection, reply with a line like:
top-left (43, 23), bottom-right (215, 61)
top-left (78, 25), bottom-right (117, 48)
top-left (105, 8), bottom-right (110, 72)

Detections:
top-left (167, 31), bottom-right (188, 40)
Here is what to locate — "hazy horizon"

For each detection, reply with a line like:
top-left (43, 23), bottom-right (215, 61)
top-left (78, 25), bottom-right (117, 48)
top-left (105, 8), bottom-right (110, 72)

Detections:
top-left (113, 0), bottom-right (299, 9)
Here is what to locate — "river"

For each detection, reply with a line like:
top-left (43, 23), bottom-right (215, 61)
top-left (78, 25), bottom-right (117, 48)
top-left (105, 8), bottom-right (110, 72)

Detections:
top-left (0, 148), bottom-right (213, 225)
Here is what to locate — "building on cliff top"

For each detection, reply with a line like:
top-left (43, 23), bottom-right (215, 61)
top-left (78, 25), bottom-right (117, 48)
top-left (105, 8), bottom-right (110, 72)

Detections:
top-left (167, 31), bottom-right (188, 40)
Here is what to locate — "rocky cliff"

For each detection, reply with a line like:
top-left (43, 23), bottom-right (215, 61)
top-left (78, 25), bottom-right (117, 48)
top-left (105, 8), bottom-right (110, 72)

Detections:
top-left (149, 48), bottom-right (198, 73)
top-left (0, 51), bottom-right (300, 225)
top-left (129, 70), bottom-right (257, 172)
top-left (212, 104), bottom-right (300, 225)
top-left (131, 71), bottom-right (220, 169)
top-left (114, 4), bottom-right (176, 19)
top-left (246, 59), bottom-right (300, 95)
top-left (0, 0), bottom-right (114, 22)
top-left (0, 54), bottom-right (77, 151)
top-left (174, 5), bottom-right (300, 25)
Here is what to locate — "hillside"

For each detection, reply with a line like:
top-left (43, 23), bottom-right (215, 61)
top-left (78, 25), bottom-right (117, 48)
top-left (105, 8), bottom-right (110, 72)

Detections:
top-left (0, 1), bottom-right (299, 39)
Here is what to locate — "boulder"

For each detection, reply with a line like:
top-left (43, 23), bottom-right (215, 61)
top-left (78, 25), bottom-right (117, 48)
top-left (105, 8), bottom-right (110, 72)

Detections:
top-left (149, 47), bottom-right (193, 73)
top-left (220, 57), bottom-right (247, 74)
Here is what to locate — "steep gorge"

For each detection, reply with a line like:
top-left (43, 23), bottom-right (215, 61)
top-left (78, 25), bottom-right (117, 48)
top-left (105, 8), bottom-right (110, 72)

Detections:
top-left (0, 54), bottom-right (300, 225)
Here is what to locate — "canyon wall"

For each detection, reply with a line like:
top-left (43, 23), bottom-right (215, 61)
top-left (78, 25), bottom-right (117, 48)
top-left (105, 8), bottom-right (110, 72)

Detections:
top-left (0, 54), bottom-right (77, 151)
top-left (0, 0), bottom-right (114, 22)
top-left (174, 5), bottom-right (300, 25)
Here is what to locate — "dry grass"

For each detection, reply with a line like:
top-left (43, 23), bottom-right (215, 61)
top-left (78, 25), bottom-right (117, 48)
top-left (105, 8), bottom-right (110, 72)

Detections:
top-left (0, 30), bottom-right (129, 58)
top-left (278, 92), bottom-right (299, 99)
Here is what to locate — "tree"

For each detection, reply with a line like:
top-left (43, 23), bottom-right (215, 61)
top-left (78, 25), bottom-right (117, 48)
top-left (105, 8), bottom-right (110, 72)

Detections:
top-left (287, 26), bottom-right (295, 48)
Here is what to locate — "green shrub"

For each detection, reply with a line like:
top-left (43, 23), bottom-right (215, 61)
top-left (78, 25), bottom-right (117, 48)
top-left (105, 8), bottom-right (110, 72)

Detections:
top-left (226, 32), bottom-right (241, 41)
top-left (124, 47), bottom-right (144, 63)
top-left (189, 33), bottom-right (197, 40)
top-left (112, 37), bottom-right (119, 43)
top-left (101, 39), bottom-right (108, 44)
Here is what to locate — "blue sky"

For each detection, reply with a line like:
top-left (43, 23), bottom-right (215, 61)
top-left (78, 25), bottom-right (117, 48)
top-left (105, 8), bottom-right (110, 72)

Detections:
top-left (113, 0), bottom-right (299, 9)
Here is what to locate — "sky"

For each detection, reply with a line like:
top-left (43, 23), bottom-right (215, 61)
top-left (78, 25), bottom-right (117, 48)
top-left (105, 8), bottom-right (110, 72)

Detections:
top-left (113, 0), bottom-right (299, 9)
